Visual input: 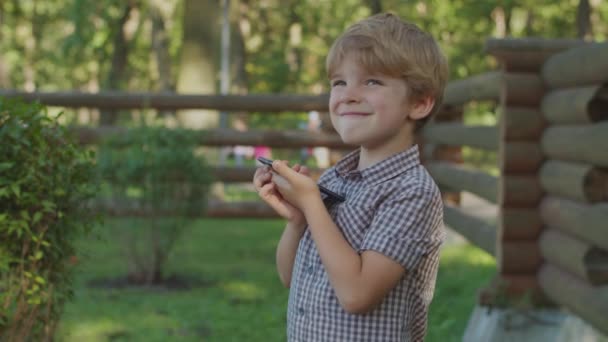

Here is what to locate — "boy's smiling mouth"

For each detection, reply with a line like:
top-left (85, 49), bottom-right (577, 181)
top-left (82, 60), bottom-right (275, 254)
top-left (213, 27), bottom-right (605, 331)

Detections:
top-left (339, 111), bottom-right (371, 116)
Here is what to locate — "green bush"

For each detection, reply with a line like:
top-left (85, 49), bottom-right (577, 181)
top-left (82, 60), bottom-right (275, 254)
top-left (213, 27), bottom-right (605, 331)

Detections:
top-left (96, 126), bottom-right (212, 285)
top-left (0, 99), bottom-right (98, 341)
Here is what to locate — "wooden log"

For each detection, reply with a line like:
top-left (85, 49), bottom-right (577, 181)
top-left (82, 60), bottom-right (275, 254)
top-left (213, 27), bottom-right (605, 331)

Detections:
top-left (502, 73), bottom-right (544, 106)
top-left (542, 122), bottom-right (608, 168)
top-left (500, 208), bottom-right (543, 240)
top-left (542, 42), bottom-right (608, 89)
top-left (540, 160), bottom-right (608, 203)
top-left (442, 71), bottom-right (501, 107)
top-left (540, 196), bottom-right (608, 251)
top-left (422, 123), bottom-right (498, 151)
top-left (92, 197), bottom-right (279, 218)
top-left (75, 126), bottom-right (352, 149)
top-left (500, 175), bottom-right (543, 207)
top-left (502, 107), bottom-right (546, 141)
top-left (484, 38), bottom-right (586, 72)
top-left (0, 90), bottom-right (329, 112)
top-left (443, 204), bottom-right (496, 255)
top-left (542, 85), bottom-right (608, 124)
top-left (498, 241), bottom-right (542, 274)
top-left (539, 263), bottom-right (608, 335)
top-left (540, 229), bottom-right (608, 285)
top-left (425, 161), bottom-right (498, 203)
top-left (500, 142), bottom-right (544, 173)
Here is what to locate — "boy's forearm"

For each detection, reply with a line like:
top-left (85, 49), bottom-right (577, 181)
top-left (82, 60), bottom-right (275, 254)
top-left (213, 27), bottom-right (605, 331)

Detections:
top-left (276, 221), bottom-right (306, 288)
top-left (302, 199), bottom-right (364, 307)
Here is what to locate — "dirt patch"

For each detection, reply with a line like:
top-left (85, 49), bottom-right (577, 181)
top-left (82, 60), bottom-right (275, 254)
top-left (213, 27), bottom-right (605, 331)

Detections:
top-left (87, 274), bottom-right (215, 291)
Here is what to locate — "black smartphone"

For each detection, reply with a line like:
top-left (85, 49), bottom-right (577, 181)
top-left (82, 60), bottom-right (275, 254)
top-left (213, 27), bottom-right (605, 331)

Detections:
top-left (256, 157), bottom-right (345, 203)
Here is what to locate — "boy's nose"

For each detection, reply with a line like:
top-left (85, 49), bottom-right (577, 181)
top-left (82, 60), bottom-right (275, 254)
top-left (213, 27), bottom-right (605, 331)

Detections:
top-left (341, 86), bottom-right (361, 103)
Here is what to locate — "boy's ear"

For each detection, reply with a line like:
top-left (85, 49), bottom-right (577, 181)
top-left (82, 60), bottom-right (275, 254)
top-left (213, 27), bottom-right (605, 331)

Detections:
top-left (408, 95), bottom-right (435, 120)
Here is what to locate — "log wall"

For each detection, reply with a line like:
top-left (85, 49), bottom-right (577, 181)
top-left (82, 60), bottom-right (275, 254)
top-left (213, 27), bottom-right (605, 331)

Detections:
top-left (535, 41), bottom-right (608, 335)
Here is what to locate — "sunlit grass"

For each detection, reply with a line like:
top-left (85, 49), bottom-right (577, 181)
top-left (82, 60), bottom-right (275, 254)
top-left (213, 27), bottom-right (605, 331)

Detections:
top-left (56, 219), bottom-right (495, 342)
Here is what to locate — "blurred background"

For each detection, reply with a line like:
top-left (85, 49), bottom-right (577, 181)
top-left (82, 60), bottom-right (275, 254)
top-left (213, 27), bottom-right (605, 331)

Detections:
top-left (1, 1), bottom-right (608, 341)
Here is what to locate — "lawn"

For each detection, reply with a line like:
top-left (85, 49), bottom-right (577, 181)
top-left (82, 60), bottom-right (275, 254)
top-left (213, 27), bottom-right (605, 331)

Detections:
top-left (55, 218), bottom-right (496, 342)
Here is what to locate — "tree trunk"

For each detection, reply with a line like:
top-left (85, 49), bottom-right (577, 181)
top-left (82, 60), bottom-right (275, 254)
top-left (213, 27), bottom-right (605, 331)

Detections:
top-left (176, 0), bottom-right (219, 129)
top-left (577, 0), bottom-right (592, 39)
top-left (100, 3), bottom-right (135, 126)
top-left (366, 0), bottom-right (382, 14)
top-left (233, 0), bottom-right (249, 94)
top-left (150, 4), bottom-right (175, 118)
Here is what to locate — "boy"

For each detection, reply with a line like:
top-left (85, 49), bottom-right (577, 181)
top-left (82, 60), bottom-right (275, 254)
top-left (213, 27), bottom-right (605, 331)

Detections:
top-left (253, 12), bottom-right (448, 342)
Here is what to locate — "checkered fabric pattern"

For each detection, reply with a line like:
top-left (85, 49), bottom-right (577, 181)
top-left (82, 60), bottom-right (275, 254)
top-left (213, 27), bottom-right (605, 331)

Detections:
top-left (286, 145), bottom-right (444, 342)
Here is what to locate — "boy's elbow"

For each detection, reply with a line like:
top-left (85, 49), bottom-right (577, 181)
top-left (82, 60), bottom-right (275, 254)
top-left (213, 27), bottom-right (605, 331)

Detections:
top-left (278, 273), bottom-right (291, 289)
top-left (338, 292), bottom-right (377, 314)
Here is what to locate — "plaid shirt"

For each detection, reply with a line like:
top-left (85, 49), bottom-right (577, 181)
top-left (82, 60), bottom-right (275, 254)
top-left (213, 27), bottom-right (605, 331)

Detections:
top-left (286, 145), bottom-right (444, 342)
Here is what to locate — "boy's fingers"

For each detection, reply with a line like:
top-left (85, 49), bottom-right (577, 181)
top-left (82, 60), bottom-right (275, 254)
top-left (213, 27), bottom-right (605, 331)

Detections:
top-left (253, 170), bottom-right (271, 190)
top-left (272, 160), bottom-right (297, 181)
top-left (258, 182), bottom-right (275, 198)
top-left (299, 166), bottom-right (310, 176)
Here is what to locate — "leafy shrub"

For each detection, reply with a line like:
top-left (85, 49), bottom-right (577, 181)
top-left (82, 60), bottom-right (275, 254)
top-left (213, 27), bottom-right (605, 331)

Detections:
top-left (0, 99), bottom-right (98, 341)
top-left (96, 126), bottom-right (212, 285)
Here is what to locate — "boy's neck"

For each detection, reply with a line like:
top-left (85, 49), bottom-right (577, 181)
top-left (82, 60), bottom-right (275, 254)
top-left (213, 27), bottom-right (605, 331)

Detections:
top-left (357, 134), bottom-right (415, 170)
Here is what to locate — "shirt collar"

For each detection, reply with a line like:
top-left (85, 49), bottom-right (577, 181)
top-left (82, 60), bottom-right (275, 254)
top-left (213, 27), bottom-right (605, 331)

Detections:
top-left (334, 145), bottom-right (421, 186)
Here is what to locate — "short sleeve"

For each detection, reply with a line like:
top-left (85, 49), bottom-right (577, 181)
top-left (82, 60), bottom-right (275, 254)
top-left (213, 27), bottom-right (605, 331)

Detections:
top-left (359, 186), bottom-right (444, 272)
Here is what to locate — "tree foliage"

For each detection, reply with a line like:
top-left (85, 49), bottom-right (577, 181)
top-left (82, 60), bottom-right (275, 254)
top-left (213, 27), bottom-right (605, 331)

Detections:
top-left (0, 0), bottom-right (607, 127)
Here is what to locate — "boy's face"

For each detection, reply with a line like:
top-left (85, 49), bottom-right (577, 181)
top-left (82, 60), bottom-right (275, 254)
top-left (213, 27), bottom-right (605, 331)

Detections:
top-left (329, 55), bottom-right (419, 152)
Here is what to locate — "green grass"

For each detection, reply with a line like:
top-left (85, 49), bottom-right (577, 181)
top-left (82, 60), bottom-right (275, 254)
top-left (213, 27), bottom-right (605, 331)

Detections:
top-left (56, 218), bottom-right (495, 342)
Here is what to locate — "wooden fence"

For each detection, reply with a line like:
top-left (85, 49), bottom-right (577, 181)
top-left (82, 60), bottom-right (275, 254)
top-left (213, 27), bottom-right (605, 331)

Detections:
top-left (1, 37), bottom-right (607, 335)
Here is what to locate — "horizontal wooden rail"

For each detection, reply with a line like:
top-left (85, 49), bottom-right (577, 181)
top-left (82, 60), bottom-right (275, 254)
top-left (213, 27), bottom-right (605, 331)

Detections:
top-left (210, 166), bottom-right (324, 183)
top-left (540, 160), bottom-right (608, 203)
top-left (0, 90), bottom-right (329, 112)
top-left (539, 263), bottom-right (608, 335)
top-left (91, 198), bottom-right (279, 218)
top-left (485, 38), bottom-right (585, 71)
top-left (442, 71), bottom-right (501, 107)
top-left (542, 42), bottom-right (608, 88)
top-left (425, 161), bottom-right (498, 203)
top-left (422, 123), bottom-right (498, 151)
top-left (542, 122), bottom-right (608, 168)
top-left (540, 229), bottom-right (608, 285)
top-left (542, 85), bottom-right (608, 124)
top-left (206, 201), bottom-right (278, 218)
top-left (75, 126), bottom-right (352, 149)
top-left (540, 196), bottom-right (608, 251)
top-left (443, 204), bottom-right (496, 255)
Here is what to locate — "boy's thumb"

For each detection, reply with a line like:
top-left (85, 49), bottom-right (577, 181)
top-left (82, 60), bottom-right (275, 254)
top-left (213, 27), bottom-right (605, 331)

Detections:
top-left (272, 160), bottom-right (293, 179)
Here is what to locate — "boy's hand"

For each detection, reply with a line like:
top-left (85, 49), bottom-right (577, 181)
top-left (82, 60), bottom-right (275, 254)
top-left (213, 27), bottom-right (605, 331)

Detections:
top-left (271, 160), bottom-right (321, 211)
top-left (253, 163), bottom-right (309, 226)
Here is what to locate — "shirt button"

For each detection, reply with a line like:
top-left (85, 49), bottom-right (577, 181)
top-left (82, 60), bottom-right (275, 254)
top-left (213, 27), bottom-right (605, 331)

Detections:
top-left (298, 307), bottom-right (306, 315)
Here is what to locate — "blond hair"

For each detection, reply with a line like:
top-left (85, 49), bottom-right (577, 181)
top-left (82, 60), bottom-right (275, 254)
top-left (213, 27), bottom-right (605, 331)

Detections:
top-left (326, 13), bottom-right (448, 129)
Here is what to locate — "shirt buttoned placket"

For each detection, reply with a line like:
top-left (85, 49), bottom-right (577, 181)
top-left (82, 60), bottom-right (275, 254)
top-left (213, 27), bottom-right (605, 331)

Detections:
top-left (299, 236), bottom-right (316, 342)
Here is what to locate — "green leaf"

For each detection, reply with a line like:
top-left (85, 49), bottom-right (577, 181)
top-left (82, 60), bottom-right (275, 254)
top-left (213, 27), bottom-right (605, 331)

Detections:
top-left (11, 183), bottom-right (20, 198)
top-left (32, 212), bottom-right (43, 224)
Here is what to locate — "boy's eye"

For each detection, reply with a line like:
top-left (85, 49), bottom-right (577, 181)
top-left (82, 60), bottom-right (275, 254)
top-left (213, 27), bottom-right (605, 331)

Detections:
top-left (366, 79), bottom-right (382, 86)
top-left (331, 80), bottom-right (346, 87)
